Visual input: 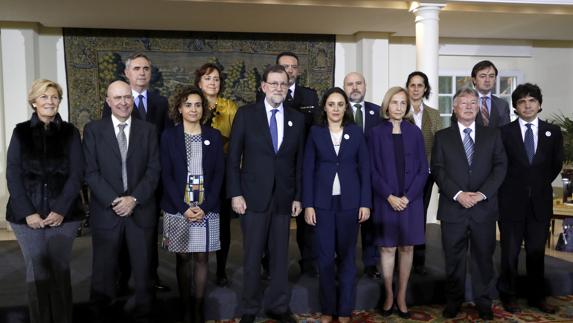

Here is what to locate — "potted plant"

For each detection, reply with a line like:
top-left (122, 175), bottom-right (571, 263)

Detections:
top-left (551, 112), bottom-right (573, 202)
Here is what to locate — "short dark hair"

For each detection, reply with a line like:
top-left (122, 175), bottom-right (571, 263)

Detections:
top-left (262, 64), bottom-right (288, 83)
top-left (125, 52), bottom-right (151, 68)
top-left (406, 71), bottom-right (431, 100)
top-left (276, 51), bottom-right (299, 64)
top-left (194, 62), bottom-right (224, 92)
top-left (316, 87), bottom-right (354, 127)
top-left (512, 83), bottom-right (543, 110)
top-left (168, 86), bottom-right (211, 125)
top-left (471, 60), bottom-right (498, 78)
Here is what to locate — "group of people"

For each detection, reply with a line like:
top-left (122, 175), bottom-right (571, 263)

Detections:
top-left (5, 51), bottom-right (564, 323)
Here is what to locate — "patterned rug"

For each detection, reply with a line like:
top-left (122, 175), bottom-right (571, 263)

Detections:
top-left (213, 295), bottom-right (573, 322)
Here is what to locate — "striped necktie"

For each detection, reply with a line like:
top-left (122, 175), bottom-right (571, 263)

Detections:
top-left (463, 128), bottom-right (474, 166)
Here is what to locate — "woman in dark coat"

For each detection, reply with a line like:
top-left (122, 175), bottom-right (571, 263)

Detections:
top-left (368, 86), bottom-right (428, 318)
top-left (302, 87), bottom-right (371, 323)
top-left (6, 79), bottom-right (84, 323)
top-left (160, 86), bottom-right (224, 323)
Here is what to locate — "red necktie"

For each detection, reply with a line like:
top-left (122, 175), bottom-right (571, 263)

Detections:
top-left (481, 96), bottom-right (490, 126)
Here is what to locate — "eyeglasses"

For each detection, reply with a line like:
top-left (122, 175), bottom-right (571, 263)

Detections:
top-left (111, 95), bottom-right (133, 102)
top-left (266, 82), bottom-right (289, 89)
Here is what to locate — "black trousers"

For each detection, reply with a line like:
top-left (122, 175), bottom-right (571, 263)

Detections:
top-left (498, 197), bottom-right (550, 303)
top-left (413, 173), bottom-right (434, 268)
top-left (241, 196), bottom-right (291, 315)
top-left (441, 217), bottom-right (496, 312)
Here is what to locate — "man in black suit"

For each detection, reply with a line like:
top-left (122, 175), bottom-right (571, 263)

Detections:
top-left (497, 83), bottom-right (563, 314)
top-left (85, 80), bottom-right (161, 322)
top-left (343, 71), bottom-right (381, 279)
top-left (102, 53), bottom-right (171, 292)
top-left (452, 60), bottom-right (510, 128)
top-left (228, 65), bottom-right (305, 323)
top-left (431, 87), bottom-right (507, 320)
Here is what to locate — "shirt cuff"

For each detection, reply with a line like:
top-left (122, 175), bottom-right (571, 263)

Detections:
top-left (453, 190), bottom-right (462, 201)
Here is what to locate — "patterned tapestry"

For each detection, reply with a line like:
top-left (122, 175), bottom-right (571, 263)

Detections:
top-left (63, 28), bottom-right (335, 131)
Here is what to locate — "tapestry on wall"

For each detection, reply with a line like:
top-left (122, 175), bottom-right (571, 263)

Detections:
top-left (63, 28), bottom-right (335, 131)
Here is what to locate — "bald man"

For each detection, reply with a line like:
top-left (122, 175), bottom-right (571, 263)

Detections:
top-left (84, 80), bottom-right (160, 323)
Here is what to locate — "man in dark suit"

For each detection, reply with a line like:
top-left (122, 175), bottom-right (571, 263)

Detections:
top-left (228, 65), bottom-right (305, 323)
top-left (451, 60), bottom-right (510, 128)
top-left (406, 71), bottom-right (443, 275)
top-left (102, 53), bottom-right (171, 292)
top-left (85, 80), bottom-right (161, 322)
top-left (343, 71), bottom-right (381, 279)
top-left (431, 87), bottom-right (507, 320)
top-left (497, 83), bottom-right (563, 314)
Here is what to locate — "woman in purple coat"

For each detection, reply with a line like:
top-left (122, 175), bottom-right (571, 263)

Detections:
top-left (368, 87), bottom-right (428, 318)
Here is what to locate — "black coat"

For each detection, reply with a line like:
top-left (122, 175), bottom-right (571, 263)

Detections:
top-left (6, 113), bottom-right (84, 224)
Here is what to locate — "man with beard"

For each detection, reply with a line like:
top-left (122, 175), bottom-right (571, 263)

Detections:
top-left (343, 72), bottom-right (382, 279)
top-left (228, 65), bottom-right (305, 323)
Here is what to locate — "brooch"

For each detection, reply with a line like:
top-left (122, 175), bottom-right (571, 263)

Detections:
top-left (344, 134), bottom-right (350, 140)
top-left (204, 140), bottom-right (211, 146)
top-left (545, 131), bottom-right (551, 137)
top-left (288, 121), bottom-right (293, 127)
top-left (369, 110), bottom-right (375, 115)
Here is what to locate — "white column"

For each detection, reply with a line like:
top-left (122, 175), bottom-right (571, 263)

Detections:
top-left (0, 25), bottom-right (40, 229)
top-left (410, 2), bottom-right (445, 109)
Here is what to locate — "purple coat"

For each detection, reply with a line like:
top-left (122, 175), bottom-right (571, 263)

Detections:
top-left (368, 120), bottom-right (428, 246)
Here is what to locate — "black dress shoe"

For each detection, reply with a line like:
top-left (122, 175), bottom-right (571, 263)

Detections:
top-left (442, 305), bottom-right (460, 318)
top-left (379, 301), bottom-right (394, 317)
top-left (240, 314), bottom-right (256, 323)
top-left (478, 309), bottom-right (494, 320)
top-left (267, 311), bottom-right (297, 323)
top-left (364, 266), bottom-right (382, 280)
top-left (216, 273), bottom-right (229, 287)
top-left (528, 301), bottom-right (557, 314)
top-left (397, 308), bottom-right (411, 319)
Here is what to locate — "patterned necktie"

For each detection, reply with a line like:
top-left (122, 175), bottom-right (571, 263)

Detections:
top-left (117, 123), bottom-right (128, 191)
top-left (137, 94), bottom-right (147, 120)
top-left (463, 128), bottom-right (474, 166)
top-left (270, 108), bottom-right (279, 153)
top-left (481, 96), bottom-right (490, 126)
top-left (524, 123), bottom-right (535, 164)
top-left (354, 103), bottom-right (363, 130)
top-left (286, 89), bottom-right (294, 103)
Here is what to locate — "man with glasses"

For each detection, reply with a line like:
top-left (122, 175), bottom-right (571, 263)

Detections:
top-left (228, 65), bottom-right (305, 323)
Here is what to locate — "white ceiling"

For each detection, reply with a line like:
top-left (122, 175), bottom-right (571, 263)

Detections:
top-left (1, 0), bottom-right (573, 41)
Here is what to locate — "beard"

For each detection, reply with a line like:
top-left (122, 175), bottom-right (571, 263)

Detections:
top-left (349, 91), bottom-right (364, 103)
top-left (266, 93), bottom-right (286, 106)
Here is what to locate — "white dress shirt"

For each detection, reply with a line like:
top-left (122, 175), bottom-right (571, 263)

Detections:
top-left (133, 89), bottom-right (147, 112)
top-left (112, 114), bottom-right (132, 147)
top-left (264, 100), bottom-right (284, 150)
top-left (411, 104), bottom-right (424, 129)
top-left (350, 101), bottom-right (366, 130)
top-left (330, 130), bottom-right (342, 195)
top-left (519, 117), bottom-right (539, 153)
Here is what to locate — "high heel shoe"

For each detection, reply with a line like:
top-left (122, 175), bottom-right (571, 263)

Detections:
top-left (380, 300), bottom-right (394, 317)
top-left (396, 302), bottom-right (410, 319)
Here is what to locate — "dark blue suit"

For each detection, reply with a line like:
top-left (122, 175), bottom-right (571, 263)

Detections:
top-left (358, 101), bottom-right (382, 268)
top-left (159, 124), bottom-right (224, 215)
top-left (302, 124), bottom-right (371, 316)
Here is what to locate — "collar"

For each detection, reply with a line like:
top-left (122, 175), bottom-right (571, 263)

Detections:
top-left (111, 114), bottom-right (132, 128)
top-left (288, 83), bottom-right (296, 94)
top-left (264, 99), bottom-right (284, 114)
top-left (352, 101), bottom-right (365, 108)
top-left (132, 89), bottom-right (148, 100)
top-left (518, 117), bottom-right (539, 129)
top-left (478, 92), bottom-right (492, 101)
top-left (30, 112), bottom-right (63, 128)
top-left (458, 121), bottom-right (476, 133)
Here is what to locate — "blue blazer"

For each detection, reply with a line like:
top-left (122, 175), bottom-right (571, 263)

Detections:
top-left (302, 124), bottom-right (371, 210)
top-left (160, 124), bottom-right (224, 215)
top-left (364, 101), bottom-right (382, 139)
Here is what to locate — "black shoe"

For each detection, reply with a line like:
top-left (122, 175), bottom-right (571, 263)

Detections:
top-left (528, 301), bottom-right (557, 314)
top-left (153, 280), bottom-right (171, 292)
top-left (216, 273), bottom-right (229, 287)
top-left (379, 301), bottom-right (394, 317)
top-left (364, 266), bottom-right (381, 280)
top-left (413, 265), bottom-right (428, 276)
top-left (397, 308), bottom-right (411, 319)
top-left (442, 304), bottom-right (460, 318)
top-left (478, 309), bottom-right (494, 320)
top-left (240, 314), bottom-right (256, 323)
top-left (267, 311), bottom-right (297, 323)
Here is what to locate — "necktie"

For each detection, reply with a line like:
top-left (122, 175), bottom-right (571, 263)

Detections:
top-left (137, 94), bottom-right (147, 120)
top-left (463, 128), bottom-right (474, 167)
top-left (117, 123), bottom-right (128, 191)
top-left (524, 123), bottom-right (535, 164)
top-left (481, 96), bottom-right (490, 127)
top-left (270, 109), bottom-right (279, 153)
top-left (354, 103), bottom-right (363, 130)
top-left (286, 89), bottom-right (294, 103)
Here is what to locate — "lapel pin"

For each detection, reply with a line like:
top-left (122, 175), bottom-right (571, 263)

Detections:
top-left (204, 140), bottom-right (211, 146)
top-left (545, 131), bottom-right (551, 137)
top-left (288, 121), bottom-right (293, 127)
top-left (344, 134), bottom-right (350, 140)
top-left (369, 110), bottom-right (375, 115)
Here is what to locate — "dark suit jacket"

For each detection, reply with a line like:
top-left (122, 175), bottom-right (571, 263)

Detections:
top-left (160, 124), bottom-right (225, 215)
top-left (83, 117), bottom-right (161, 229)
top-left (302, 124), bottom-right (371, 210)
top-left (420, 104), bottom-right (442, 162)
top-left (431, 123), bottom-right (507, 223)
top-left (451, 94), bottom-right (510, 128)
top-left (363, 101), bottom-right (381, 139)
top-left (498, 119), bottom-right (563, 222)
top-left (257, 84), bottom-right (319, 131)
top-left (102, 90), bottom-right (172, 137)
top-left (227, 100), bottom-right (305, 214)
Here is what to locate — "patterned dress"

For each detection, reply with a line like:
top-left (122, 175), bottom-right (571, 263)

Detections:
top-left (163, 133), bottom-right (220, 253)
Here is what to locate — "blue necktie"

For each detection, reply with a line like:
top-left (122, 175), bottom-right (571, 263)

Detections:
top-left (270, 108), bottom-right (279, 153)
top-left (463, 128), bottom-right (474, 166)
top-left (137, 94), bottom-right (147, 120)
top-left (524, 123), bottom-right (535, 164)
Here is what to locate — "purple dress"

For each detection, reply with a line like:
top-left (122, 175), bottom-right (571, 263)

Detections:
top-left (368, 120), bottom-right (428, 247)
